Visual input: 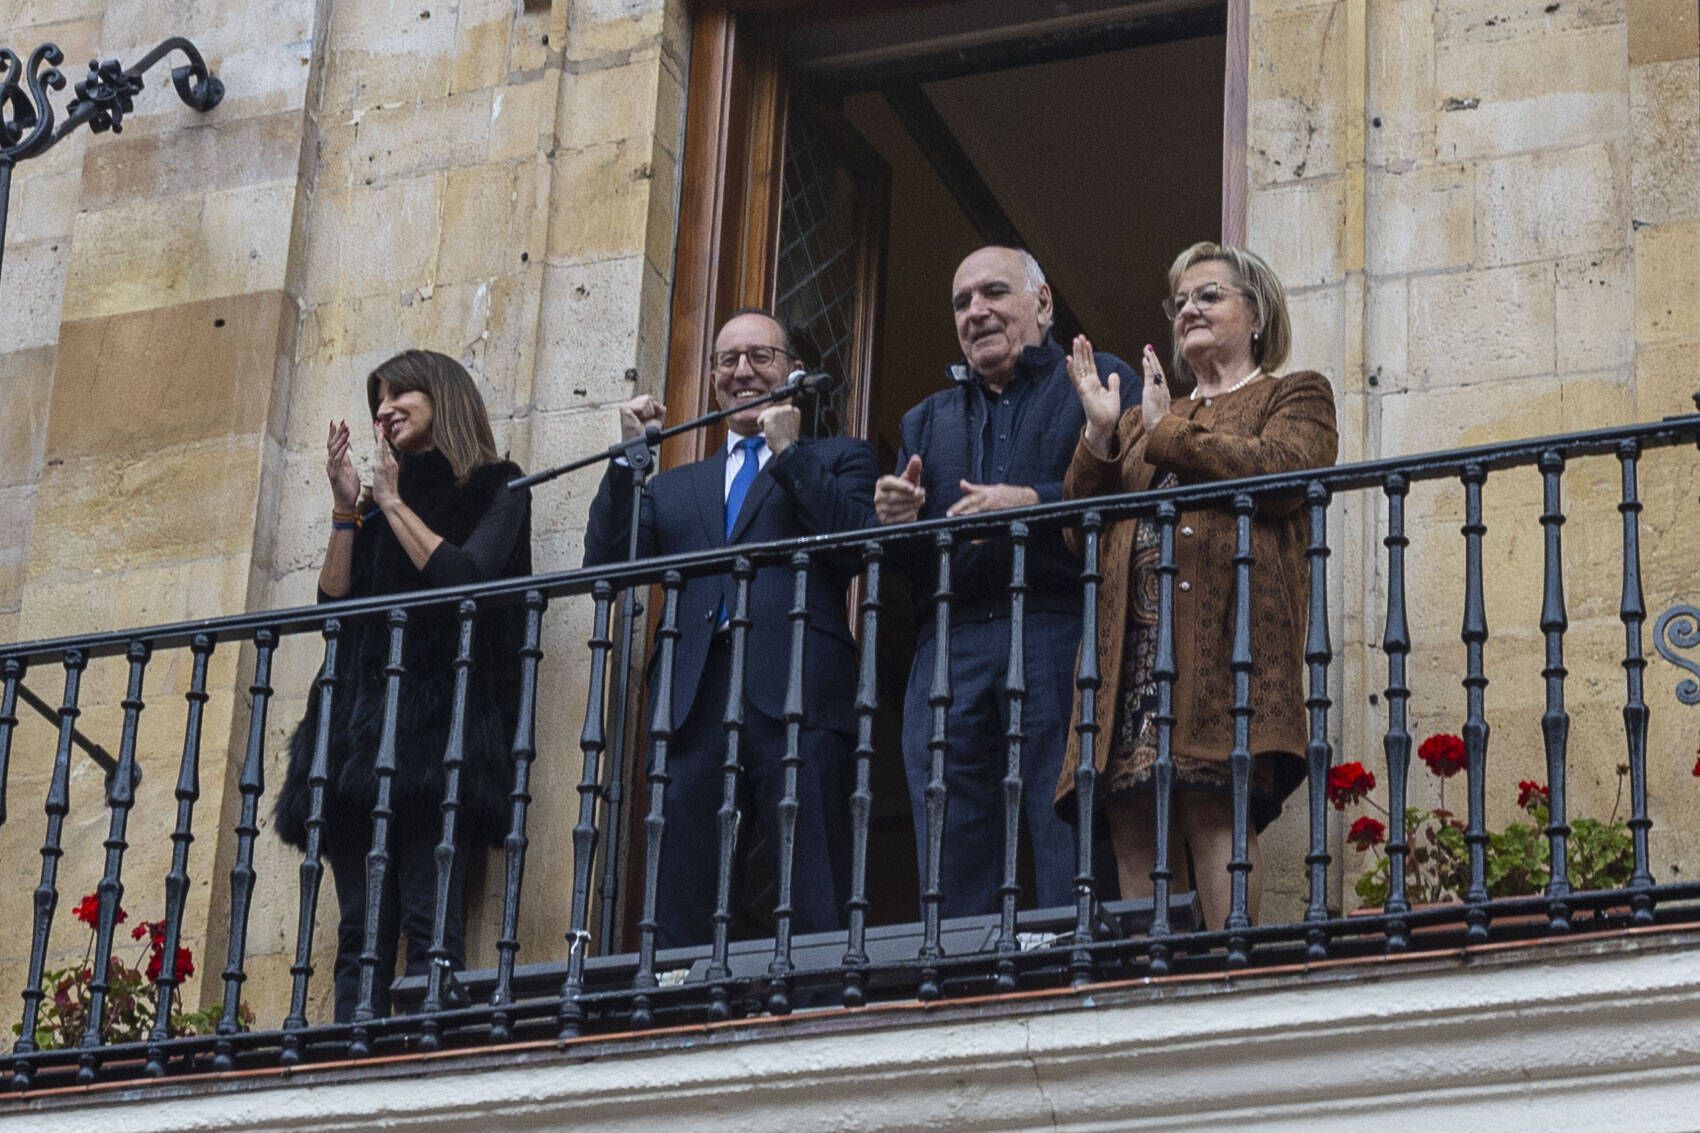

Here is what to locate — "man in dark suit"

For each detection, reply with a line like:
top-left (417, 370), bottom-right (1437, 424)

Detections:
top-left (875, 247), bottom-right (1137, 918)
top-left (584, 309), bottom-right (877, 948)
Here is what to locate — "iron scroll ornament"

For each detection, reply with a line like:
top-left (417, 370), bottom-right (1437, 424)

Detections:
top-left (1653, 604), bottom-right (1700, 707)
top-left (0, 37), bottom-right (222, 164)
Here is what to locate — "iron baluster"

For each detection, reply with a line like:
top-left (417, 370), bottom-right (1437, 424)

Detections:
top-left (706, 559), bottom-right (754, 1021)
top-left (12, 650), bottom-right (85, 1090)
top-left (1460, 465), bottom-right (1492, 941)
top-left (420, 601), bottom-right (478, 1050)
top-left (559, 586), bottom-right (608, 1040)
top-left (77, 642), bottom-right (151, 1084)
top-left (1070, 511), bottom-right (1103, 988)
top-left (1148, 503), bottom-right (1180, 975)
top-left (214, 630), bottom-right (275, 1070)
top-left (917, 532), bottom-right (953, 1002)
top-left (145, 635), bottom-right (213, 1077)
top-left (766, 553), bottom-right (814, 1016)
top-left (995, 522), bottom-right (1029, 992)
top-left (596, 442), bottom-right (658, 954)
top-left (1302, 485), bottom-right (1333, 959)
top-left (631, 572), bottom-right (683, 1029)
top-left (1225, 496), bottom-right (1256, 966)
top-left (494, 590), bottom-right (546, 1042)
top-left (1538, 451), bottom-right (1572, 934)
top-left (0, 658), bottom-right (21, 831)
top-left (76, 643), bottom-right (149, 1075)
top-left (282, 621), bottom-right (341, 1063)
top-left (350, 610), bottom-right (408, 1057)
top-left (842, 544), bottom-right (881, 1007)
top-left (1382, 475), bottom-right (1413, 952)
top-left (1617, 441), bottom-right (1655, 924)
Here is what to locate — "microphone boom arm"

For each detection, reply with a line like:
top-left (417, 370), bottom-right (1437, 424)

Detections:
top-left (509, 369), bottom-right (832, 491)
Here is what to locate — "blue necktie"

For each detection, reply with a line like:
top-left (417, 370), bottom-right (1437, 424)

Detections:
top-left (724, 435), bottom-right (765, 539)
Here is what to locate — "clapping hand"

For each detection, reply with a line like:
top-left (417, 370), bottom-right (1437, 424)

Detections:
top-left (371, 421), bottom-right (402, 510)
top-left (946, 481), bottom-right (1038, 516)
top-left (1140, 344), bottom-right (1171, 432)
top-left (326, 420), bottom-right (362, 511)
top-left (1067, 335), bottom-right (1121, 457)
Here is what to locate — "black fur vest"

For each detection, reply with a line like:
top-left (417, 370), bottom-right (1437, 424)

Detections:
top-left (274, 450), bottom-right (531, 852)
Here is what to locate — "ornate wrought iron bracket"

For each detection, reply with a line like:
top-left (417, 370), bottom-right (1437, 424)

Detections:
top-left (0, 37), bottom-right (223, 282)
top-left (1654, 604), bottom-right (1700, 707)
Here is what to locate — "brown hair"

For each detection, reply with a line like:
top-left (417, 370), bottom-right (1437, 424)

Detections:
top-left (366, 350), bottom-right (500, 484)
top-left (1165, 242), bottom-right (1292, 392)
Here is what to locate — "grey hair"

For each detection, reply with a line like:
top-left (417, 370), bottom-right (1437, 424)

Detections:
top-left (1017, 249), bottom-right (1047, 294)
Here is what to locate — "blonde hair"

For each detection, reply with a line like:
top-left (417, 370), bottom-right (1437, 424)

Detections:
top-left (366, 350), bottom-right (500, 484)
top-left (1165, 242), bottom-right (1292, 392)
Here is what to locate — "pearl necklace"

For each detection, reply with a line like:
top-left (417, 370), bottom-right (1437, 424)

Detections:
top-left (1191, 367), bottom-right (1264, 401)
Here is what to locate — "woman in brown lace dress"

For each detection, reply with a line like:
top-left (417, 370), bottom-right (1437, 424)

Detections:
top-left (1057, 242), bottom-right (1337, 929)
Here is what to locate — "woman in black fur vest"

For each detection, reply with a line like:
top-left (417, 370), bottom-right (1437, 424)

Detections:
top-left (274, 349), bottom-right (532, 1022)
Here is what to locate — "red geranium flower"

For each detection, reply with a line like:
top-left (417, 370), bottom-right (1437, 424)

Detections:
top-left (1347, 815), bottom-right (1386, 851)
top-left (1417, 733), bottom-right (1468, 779)
top-left (72, 891), bottom-right (126, 928)
top-left (1325, 762), bottom-right (1376, 810)
top-left (1516, 780), bottom-right (1549, 810)
top-left (146, 944), bottom-right (194, 983)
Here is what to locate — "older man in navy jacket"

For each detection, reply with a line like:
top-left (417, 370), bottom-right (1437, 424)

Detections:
top-left (586, 309), bottom-right (877, 947)
top-left (876, 247), bottom-right (1137, 918)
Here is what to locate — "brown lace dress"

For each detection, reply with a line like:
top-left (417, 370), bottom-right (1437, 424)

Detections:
top-left (1101, 475), bottom-right (1290, 829)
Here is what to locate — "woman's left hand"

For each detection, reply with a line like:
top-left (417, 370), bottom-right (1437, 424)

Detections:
top-left (372, 421), bottom-right (402, 511)
top-left (1140, 345), bottom-right (1172, 432)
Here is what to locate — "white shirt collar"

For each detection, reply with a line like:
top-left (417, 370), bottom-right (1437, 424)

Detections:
top-left (723, 430), bottom-right (766, 455)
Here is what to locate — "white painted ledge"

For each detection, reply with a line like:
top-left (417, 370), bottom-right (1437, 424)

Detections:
top-left (7, 933), bottom-right (1700, 1132)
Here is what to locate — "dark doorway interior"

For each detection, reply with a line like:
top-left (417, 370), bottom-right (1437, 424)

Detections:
top-left (739, 3), bottom-right (1228, 933)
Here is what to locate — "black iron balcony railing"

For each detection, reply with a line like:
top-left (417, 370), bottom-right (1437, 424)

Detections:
top-left (4, 407), bottom-right (1700, 1092)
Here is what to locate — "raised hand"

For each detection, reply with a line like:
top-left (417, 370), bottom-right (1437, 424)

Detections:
top-left (371, 421), bottom-right (402, 511)
top-left (1140, 344), bottom-right (1172, 433)
top-left (1067, 335), bottom-right (1122, 456)
top-left (326, 419), bottom-right (362, 511)
top-left (875, 454), bottom-right (926, 525)
top-left (617, 394), bottom-right (667, 441)
top-left (757, 403), bottom-right (801, 454)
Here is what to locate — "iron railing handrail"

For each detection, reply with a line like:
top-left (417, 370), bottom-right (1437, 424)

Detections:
top-left (2, 403), bottom-right (1698, 1089)
top-left (2, 409), bottom-right (1697, 667)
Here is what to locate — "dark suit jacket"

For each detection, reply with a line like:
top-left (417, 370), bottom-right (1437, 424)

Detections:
top-left (583, 435), bottom-right (878, 736)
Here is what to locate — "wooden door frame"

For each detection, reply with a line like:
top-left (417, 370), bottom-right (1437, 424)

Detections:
top-left (629, 0), bottom-right (1249, 946)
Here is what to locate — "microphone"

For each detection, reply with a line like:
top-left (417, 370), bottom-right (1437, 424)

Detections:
top-left (781, 368), bottom-right (838, 398)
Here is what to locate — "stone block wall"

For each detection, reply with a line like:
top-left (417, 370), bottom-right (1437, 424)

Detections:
top-left (0, 0), bottom-right (687, 1030)
top-left (1247, 0), bottom-right (1700, 913)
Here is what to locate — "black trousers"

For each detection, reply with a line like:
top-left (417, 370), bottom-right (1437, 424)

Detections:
top-left (326, 814), bottom-right (467, 1022)
top-left (902, 611), bottom-right (1082, 918)
top-left (653, 634), bottom-right (851, 948)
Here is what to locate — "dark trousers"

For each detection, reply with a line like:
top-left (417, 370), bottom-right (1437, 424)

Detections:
top-left (326, 815), bottom-right (467, 1022)
top-left (902, 610), bottom-right (1081, 918)
top-left (654, 634), bottom-right (850, 948)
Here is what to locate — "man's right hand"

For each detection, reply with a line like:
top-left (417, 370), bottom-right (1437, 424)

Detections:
top-left (617, 394), bottom-right (667, 440)
top-left (875, 454), bottom-right (926, 525)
